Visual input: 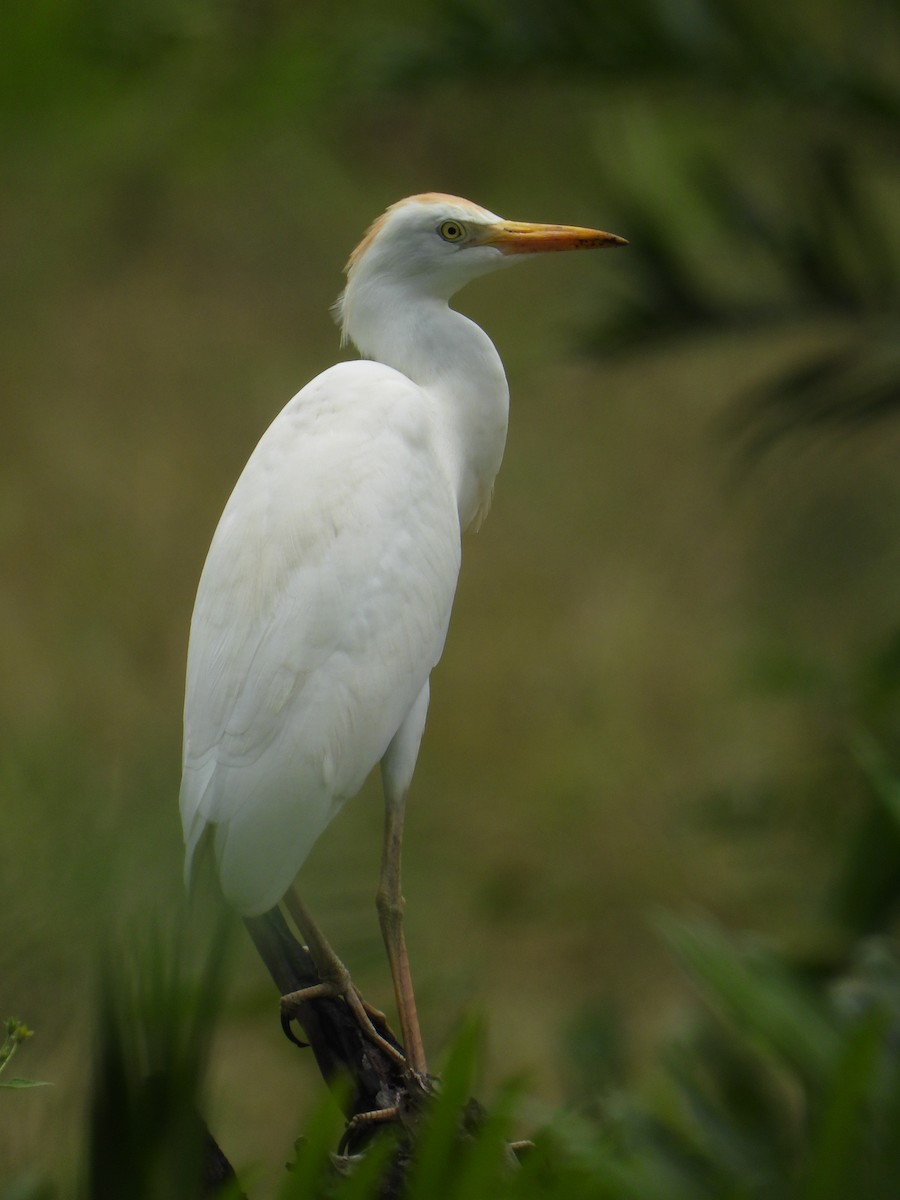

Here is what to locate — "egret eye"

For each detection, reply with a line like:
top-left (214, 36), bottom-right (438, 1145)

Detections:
top-left (438, 220), bottom-right (466, 243)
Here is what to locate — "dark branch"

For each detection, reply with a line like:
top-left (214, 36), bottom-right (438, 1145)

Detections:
top-left (244, 908), bottom-right (426, 1150)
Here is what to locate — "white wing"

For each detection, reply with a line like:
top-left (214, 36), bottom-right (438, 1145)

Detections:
top-left (180, 361), bottom-right (461, 915)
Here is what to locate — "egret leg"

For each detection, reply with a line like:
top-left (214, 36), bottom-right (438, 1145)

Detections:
top-left (282, 887), bottom-right (406, 1067)
top-left (376, 784), bottom-right (428, 1078)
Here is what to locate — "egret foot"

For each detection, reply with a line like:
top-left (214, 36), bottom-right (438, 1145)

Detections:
top-left (336, 1067), bottom-right (434, 1155)
top-left (336, 1103), bottom-right (401, 1155)
top-left (280, 974), bottom-right (407, 1068)
top-left (282, 887), bottom-right (409, 1070)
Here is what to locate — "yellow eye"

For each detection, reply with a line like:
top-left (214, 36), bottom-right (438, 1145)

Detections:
top-left (438, 220), bottom-right (466, 242)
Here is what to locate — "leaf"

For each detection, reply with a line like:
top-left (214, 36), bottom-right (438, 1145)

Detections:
top-left (0, 1078), bottom-right (52, 1089)
top-left (658, 915), bottom-right (840, 1084)
top-left (404, 1018), bottom-right (484, 1200)
top-left (800, 1010), bottom-right (889, 1200)
top-left (852, 729), bottom-right (900, 831)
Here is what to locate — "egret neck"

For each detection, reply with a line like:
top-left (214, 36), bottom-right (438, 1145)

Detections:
top-left (340, 277), bottom-right (510, 533)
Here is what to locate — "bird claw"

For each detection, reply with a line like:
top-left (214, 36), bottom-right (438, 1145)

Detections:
top-left (280, 1008), bottom-right (309, 1048)
top-left (280, 979), bottom-right (408, 1069)
top-left (337, 1103), bottom-right (402, 1155)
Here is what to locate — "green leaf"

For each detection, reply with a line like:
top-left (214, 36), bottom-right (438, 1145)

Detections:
top-left (658, 915), bottom-right (840, 1084)
top-left (0, 1078), bottom-right (52, 1089)
top-left (800, 1010), bottom-right (889, 1200)
top-left (852, 729), bottom-right (900, 831)
top-left (405, 1018), bottom-right (484, 1200)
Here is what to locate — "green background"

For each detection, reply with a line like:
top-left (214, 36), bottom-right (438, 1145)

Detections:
top-left (2, 1), bottom-right (899, 1192)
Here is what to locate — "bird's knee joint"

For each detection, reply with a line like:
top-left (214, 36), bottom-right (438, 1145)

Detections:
top-left (376, 887), bottom-right (405, 922)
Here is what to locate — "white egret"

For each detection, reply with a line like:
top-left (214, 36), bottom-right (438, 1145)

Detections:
top-left (180, 193), bottom-right (626, 1078)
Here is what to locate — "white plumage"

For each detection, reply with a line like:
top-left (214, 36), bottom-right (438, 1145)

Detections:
top-left (181, 360), bottom-right (461, 914)
top-left (179, 193), bottom-right (625, 1070)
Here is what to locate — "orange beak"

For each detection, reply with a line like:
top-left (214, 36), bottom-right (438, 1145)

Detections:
top-left (484, 220), bottom-right (628, 255)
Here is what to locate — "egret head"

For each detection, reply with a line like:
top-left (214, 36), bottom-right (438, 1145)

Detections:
top-left (334, 193), bottom-right (626, 345)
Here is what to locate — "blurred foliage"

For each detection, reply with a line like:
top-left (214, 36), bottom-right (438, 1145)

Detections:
top-left (13, 705), bottom-right (900, 1195)
top-left (0, 1020), bottom-right (48, 1091)
top-left (389, 0), bottom-right (900, 449)
top-left (817, 635), bottom-right (900, 955)
top-left (6, 908), bottom-right (900, 1196)
top-left (387, 0), bottom-right (900, 116)
top-left (3, 0), bottom-right (900, 1194)
top-left (81, 919), bottom-right (237, 1200)
top-left (3, 0), bottom-right (898, 438)
top-left (279, 913), bottom-right (900, 1199)
top-left (616, 922), bottom-right (900, 1200)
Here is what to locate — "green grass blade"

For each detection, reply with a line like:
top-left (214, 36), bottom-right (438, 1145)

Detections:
top-left (658, 916), bottom-right (839, 1085)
